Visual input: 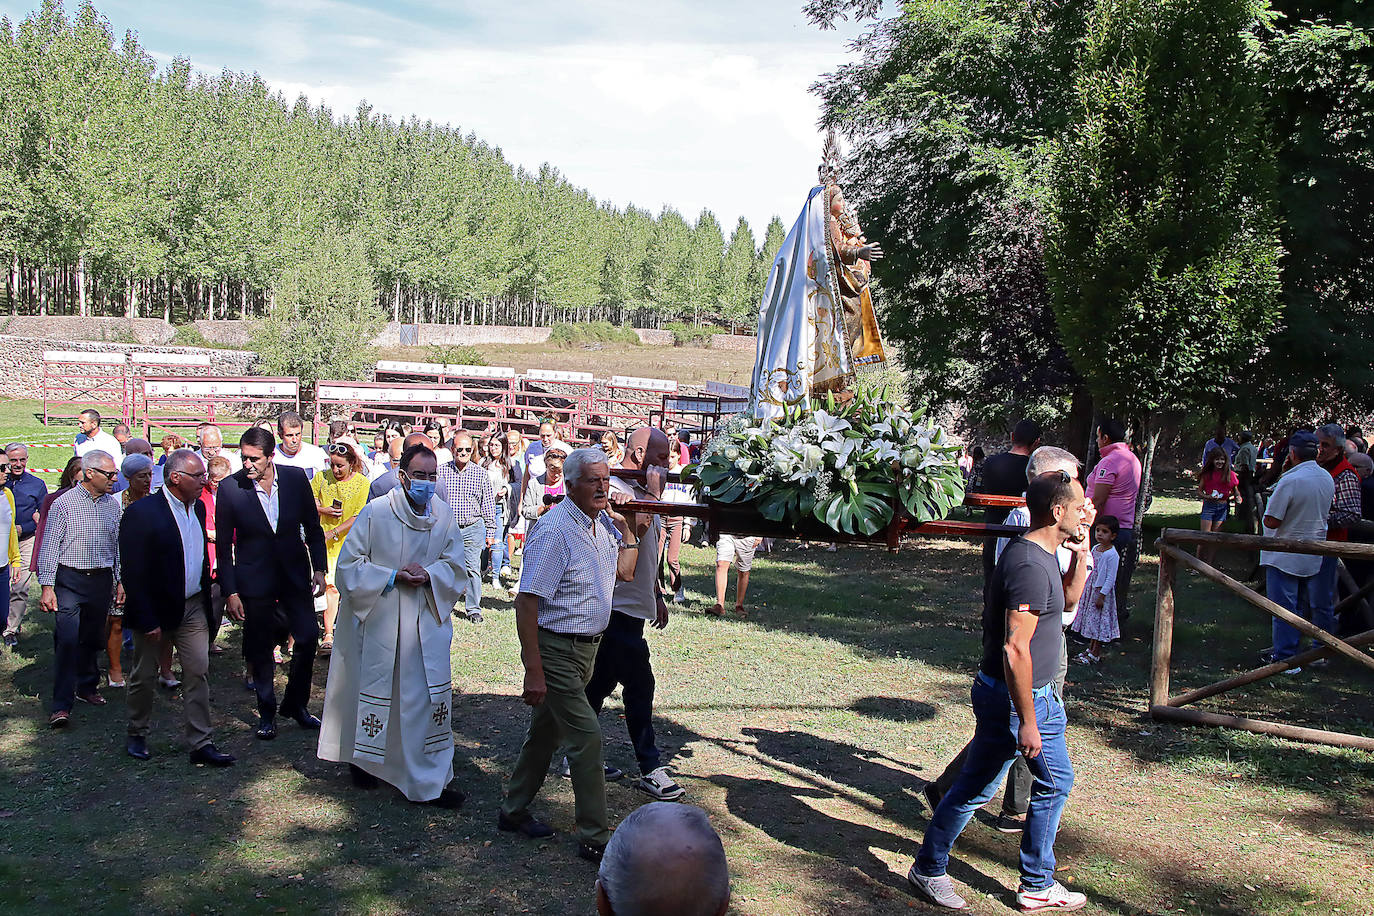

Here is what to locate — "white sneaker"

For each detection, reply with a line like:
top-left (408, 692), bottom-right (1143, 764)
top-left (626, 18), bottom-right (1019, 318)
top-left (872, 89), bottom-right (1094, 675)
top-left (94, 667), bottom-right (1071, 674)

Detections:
top-left (1016, 881), bottom-right (1086, 911)
top-left (636, 766), bottom-right (685, 801)
top-left (906, 867), bottom-right (967, 909)
top-left (673, 586), bottom-right (686, 603)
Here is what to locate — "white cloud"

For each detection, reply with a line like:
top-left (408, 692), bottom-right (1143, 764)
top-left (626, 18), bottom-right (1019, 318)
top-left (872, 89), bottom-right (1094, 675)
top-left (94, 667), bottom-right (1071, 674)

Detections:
top-left (269, 37), bottom-right (853, 235)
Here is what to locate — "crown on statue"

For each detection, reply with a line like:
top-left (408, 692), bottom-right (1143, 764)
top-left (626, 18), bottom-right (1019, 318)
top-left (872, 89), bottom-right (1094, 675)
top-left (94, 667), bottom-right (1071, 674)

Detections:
top-left (818, 128), bottom-right (843, 187)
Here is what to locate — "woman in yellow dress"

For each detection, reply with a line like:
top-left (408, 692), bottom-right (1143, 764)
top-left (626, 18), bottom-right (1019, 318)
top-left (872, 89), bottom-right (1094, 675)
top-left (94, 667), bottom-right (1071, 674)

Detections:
top-left (311, 438), bottom-right (371, 655)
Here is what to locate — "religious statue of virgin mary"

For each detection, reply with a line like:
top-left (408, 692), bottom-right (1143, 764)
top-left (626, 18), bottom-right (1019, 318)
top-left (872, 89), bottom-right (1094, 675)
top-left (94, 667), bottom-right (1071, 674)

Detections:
top-left (746, 131), bottom-right (887, 420)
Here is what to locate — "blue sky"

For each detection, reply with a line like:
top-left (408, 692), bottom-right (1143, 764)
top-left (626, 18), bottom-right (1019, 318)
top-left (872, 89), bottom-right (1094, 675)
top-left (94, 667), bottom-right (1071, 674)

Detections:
top-left (2, 0), bottom-right (869, 237)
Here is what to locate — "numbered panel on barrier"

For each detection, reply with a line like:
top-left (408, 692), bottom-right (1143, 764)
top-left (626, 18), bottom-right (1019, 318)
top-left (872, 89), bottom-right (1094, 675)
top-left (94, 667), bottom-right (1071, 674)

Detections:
top-left (317, 382), bottom-right (467, 407)
top-left (130, 353), bottom-right (213, 368)
top-left (144, 378), bottom-right (299, 399)
top-left (704, 380), bottom-right (750, 399)
top-left (141, 375), bottom-right (300, 438)
top-left (42, 350), bottom-right (131, 425)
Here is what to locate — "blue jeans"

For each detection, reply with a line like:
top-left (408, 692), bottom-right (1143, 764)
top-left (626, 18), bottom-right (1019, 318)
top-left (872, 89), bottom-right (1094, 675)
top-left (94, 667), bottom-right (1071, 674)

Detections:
top-left (916, 672), bottom-right (1074, 891)
top-left (1268, 560), bottom-right (1337, 659)
top-left (459, 520), bottom-right (486, 615)
top-left (484, 522), bottom-right (508, 583)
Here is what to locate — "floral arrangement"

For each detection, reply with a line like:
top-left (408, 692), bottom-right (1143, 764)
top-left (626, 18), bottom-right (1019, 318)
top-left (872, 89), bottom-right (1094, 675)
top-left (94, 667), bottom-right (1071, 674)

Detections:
top-left (690, 389), bottom-right (966, 536)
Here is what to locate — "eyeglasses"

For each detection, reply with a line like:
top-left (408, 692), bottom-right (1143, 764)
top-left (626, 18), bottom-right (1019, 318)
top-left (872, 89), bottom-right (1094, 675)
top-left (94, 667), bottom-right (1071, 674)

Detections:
top-left (402, 469), bottom-right (438, 482)
top-left (88, 468), bottom-right (117, 480)
top-left (175, 470), bottom-right (208, 480)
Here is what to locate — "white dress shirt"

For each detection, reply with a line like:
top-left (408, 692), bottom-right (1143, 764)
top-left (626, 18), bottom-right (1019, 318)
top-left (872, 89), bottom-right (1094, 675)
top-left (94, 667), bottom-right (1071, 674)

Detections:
top-left (255, 477), bottom-right (280, 532)
top-left (164, 486), bottom-right (205, 598)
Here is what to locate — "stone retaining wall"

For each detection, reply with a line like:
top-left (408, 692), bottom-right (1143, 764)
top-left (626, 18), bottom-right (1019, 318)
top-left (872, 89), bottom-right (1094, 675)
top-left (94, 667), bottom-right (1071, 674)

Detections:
top-left (0, 316), bottom-right (175, 345)
top-left (0, 335), bottom-right (257, 399)
top-left (710, 334), bottom-right (756, 351)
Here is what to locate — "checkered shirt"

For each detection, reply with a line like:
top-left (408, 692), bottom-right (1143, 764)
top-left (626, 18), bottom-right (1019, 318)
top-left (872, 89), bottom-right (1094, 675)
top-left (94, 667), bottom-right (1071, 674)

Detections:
top-left (36, 484), bottom-right (121, 585)
top-left (516, 497), bottom-right (620, 635)
top-left (436, 461), bottom-right (497, 531)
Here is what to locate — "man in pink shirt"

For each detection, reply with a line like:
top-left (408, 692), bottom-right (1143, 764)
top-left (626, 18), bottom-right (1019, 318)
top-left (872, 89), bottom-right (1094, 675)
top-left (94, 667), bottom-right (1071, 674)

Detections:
top-left (1087, 418), bottom-right (1141, 622)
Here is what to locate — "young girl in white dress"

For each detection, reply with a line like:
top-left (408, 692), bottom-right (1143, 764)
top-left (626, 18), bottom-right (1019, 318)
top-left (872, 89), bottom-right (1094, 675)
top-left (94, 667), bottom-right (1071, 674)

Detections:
top-left (1072, 515), bottom-right (1121, 664)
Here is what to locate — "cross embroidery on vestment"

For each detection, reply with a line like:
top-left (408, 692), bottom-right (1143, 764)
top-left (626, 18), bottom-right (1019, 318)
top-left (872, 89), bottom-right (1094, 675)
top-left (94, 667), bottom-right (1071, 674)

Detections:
top-left (432, 702), bottom-right (449, 726)
top-left (361, 713), bottom-right (383, 738)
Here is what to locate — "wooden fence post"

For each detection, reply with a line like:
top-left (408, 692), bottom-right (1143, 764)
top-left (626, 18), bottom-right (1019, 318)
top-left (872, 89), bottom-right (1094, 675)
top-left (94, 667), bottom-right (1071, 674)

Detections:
top-left (1150, 544), bottom-right (1176, 709)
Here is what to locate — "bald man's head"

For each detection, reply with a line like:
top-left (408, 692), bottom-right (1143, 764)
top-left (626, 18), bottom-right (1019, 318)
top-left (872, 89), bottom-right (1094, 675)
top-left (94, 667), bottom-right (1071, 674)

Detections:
top-left (596, 803), bottom-right (729, 916)
top-left (402, 433), bottom-right (434, 452)
top-left (623, 427), bottom-right (671, 471)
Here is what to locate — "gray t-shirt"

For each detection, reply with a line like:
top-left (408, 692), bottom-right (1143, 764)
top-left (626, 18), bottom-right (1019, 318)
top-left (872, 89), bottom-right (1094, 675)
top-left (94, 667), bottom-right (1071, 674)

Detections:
top-left (609, 476), bottom-right (661, 621)
top-left (981, 537), bottom-right (1065, 689)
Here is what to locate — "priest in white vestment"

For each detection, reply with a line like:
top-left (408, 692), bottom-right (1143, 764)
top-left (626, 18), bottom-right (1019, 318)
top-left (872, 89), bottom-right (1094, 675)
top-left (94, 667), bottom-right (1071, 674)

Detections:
top-left (318, 446), bottom-right (468, 807)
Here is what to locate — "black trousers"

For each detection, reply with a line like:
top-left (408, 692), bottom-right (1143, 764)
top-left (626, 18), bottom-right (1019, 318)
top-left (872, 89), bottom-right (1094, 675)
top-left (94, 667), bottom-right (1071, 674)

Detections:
top-left (242, 591), bottom-right (318, 720)
top-left (52, 566), bottom-right (113, 712)
top-left (935, 739), bottom-right (1033, 817)
top-left (584, 611), bottom-right (661, 775)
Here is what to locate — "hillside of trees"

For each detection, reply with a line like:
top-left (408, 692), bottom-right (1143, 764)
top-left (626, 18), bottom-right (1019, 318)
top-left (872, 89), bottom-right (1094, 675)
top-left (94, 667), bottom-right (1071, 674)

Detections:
top-left (0, 1), bottom-right (788, 330)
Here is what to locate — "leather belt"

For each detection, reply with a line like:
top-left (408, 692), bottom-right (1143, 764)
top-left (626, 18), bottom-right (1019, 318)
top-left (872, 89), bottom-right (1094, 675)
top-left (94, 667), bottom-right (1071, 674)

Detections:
top-left (538, 626), bottom-right (602, 644)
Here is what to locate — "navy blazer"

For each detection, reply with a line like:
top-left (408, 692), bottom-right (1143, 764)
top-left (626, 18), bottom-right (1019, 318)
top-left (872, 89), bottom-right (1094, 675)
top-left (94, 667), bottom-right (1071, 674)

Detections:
top-left (119, 491), bottom-right (213, 634)
top-left (215, 464), bottom-right (327, 600)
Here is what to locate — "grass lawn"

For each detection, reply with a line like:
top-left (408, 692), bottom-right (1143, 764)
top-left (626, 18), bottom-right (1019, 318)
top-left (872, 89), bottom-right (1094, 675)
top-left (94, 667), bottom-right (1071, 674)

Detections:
top-left (0, 402), bottom-right (1370, 914)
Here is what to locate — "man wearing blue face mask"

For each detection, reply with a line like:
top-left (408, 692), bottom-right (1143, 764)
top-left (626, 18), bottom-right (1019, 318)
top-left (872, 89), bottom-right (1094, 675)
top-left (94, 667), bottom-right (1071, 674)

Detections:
top-left (318, 444), bottom-right (470, 808)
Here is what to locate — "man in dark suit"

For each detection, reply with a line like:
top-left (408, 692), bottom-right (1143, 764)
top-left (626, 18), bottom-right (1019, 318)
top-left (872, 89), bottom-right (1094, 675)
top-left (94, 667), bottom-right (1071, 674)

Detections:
top-left (122, 450), bottom-right (234, 765)
top-left (217, 427), bottom-right (328, 740)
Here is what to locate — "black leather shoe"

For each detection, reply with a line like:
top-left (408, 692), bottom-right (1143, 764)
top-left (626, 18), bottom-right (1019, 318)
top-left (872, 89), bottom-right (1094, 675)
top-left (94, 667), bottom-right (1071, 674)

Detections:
top-left (190, 744), bottom-right (236, 767)
top-left (281, 707), bottom-right (322, 730)
top-left (416, 786), bottom-right (466, 810)
top-left (126, 736), bottom-right (150, 761)
top-left (497, 810), bottom-right (555, 839)
top-left (577, 840), bottom-right (606, 864)
top-left (349, 764), bottom-right (379, 789)
top-left (255, 719), bottom-right (277, 740)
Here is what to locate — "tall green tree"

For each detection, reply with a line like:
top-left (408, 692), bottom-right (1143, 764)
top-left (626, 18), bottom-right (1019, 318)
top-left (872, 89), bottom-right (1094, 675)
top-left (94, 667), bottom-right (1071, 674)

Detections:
top-left (719, 216), bottom-right (758, 328)
top-left (811, 0), bottom-right (1091, 426)
top-left (1047, 0), bottom-right (1282, 528)
top-left (252, 230), bottom-right (383, 392)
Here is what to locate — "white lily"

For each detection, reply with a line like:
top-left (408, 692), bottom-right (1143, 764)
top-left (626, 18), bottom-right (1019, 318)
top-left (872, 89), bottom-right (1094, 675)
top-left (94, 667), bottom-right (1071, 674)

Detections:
top-left (833, 437), bottom-right (862, 469)
top-left (812, 409), bottom-right (851, 444)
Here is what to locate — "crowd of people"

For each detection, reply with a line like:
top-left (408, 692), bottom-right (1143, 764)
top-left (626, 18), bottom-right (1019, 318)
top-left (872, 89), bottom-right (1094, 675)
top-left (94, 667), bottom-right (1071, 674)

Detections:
top-left (9, 401), bottom-right (1371, 912)
top-left (1, 404), bottom-right (747, 906)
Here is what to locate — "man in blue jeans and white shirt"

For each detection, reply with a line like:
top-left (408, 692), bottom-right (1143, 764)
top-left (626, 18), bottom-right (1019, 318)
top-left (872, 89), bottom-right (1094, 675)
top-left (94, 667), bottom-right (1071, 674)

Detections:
top-left (1259, 430), bottom-right (1334, 671)
top-left (909, 470), bottom-right (1091, 911)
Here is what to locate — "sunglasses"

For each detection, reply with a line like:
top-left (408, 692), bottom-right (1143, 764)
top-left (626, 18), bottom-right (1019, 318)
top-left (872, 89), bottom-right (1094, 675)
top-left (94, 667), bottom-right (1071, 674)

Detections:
top-left (88, 468), bottom-right (117, 480)
top-left (327, 443), bottom-right (352, 456)
top-left (454, 447), bottom-right (472, 454)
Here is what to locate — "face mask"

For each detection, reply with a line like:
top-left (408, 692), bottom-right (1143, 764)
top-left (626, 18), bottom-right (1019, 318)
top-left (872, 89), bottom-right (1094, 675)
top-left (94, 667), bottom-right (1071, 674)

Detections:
top-left (406, 479), bottom-right (435, 506)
